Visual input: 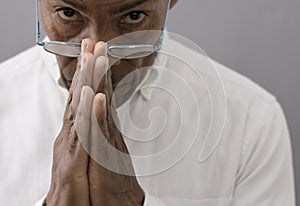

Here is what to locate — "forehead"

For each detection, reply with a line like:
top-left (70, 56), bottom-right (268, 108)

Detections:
top-left (54, 0), bottom-right (151, 9)
top-left (49, 0), bottom-right (160, 16)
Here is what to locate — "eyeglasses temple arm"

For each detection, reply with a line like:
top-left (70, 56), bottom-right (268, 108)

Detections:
top-left (36, 0), bottom-right (44, 46)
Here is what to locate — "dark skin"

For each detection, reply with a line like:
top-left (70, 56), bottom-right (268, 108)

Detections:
top-left (40, 0), bottom-right (178, 205)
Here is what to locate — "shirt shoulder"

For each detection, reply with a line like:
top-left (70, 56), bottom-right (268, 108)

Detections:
top-left (165, 36), bottom-right (276, 104)
top-left (212, 59), bottom-right (276, 103)
top-left (161, 36), bottom-right (284, 159)
top-left (0, 45), bottom-right (57, 78)
top-left (0, 46), bottom-right (40, 74)
top-left (0, 45), bottom-right (60, 92)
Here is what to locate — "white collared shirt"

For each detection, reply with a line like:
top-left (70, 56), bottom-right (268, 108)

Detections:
top-left (0, 35), bottom-right (295, 206)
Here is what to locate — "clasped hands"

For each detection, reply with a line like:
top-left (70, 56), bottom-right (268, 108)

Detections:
top-left (45, 39), bottom-right (144, 206)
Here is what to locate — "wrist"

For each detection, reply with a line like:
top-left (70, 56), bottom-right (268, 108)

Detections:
top-left (95, 190), bottom-right (145, 206)
top-left (45, 180), bottom-right (90, 206)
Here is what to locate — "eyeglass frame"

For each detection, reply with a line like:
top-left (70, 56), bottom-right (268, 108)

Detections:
top-left (35, 0), bottom-right (171, 59)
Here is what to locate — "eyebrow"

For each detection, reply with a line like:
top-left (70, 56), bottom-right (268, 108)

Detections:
top-left (59, 0), bottom-right (87, 12)
top-left (111, 0), bottom-right (148, 15)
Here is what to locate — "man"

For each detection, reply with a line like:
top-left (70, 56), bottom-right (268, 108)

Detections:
top-left (0, 0), bottom-right (295, 205)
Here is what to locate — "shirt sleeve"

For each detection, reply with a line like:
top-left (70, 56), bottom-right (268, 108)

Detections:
top-left (33, 195), bottom-right (46, 206)
top-left (33, 193), bottom-right (165, 206)
top-left (143, 193), bottom-right (166, 206)
top-left (232, 101), bottom-right (296, 206)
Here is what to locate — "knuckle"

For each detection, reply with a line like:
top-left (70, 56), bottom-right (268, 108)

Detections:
top-left (67, 126), bottom-right (79, 153)
top-left (63, 110), bottom-right (74, 129)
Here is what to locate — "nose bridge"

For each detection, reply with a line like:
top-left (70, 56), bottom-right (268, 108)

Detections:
top-left (82, 21), bottom-right (115, 43)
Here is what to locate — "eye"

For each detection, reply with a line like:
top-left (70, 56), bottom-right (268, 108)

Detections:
top-left (56, 8), bottom-right (81, 22)
top-left (121, 11), bottom-right (148, 25)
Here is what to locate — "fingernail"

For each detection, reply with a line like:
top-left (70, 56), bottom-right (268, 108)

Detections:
top-left (98, 93), bottom-right (106, 104)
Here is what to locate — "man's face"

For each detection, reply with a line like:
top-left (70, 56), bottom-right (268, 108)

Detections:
top-left (40, 0), bottom-right (170, 89)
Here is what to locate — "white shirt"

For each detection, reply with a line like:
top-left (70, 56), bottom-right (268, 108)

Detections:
top-left (0, 35), bottom-right (295, 206)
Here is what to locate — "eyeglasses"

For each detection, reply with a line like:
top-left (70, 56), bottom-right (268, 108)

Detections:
top-left (35, 0), bottom-right (170, 59)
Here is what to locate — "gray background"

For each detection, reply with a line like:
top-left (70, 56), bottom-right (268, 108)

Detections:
top-left (0, 0), bottom-right (299, 203)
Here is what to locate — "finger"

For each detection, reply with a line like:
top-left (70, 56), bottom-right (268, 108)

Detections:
top-left (72, 38), bottom-right (95, 113)
top-left (95, 93), bottom-right (107, 130)
top-left (93, 56), bottom-right (108, 92)
top-left (83, 38), bottom-right (95, 54)
top-left (106, 69), bottom-right (113, 122)
top-left (68, 62), bottom-right (80, 98)
top-left (94, 41), bottom-right (107, 57)
top-left (89, 90), bottom-right (133, 176)
top-left (93, 41), bottom-right (108, 94)
top-left (72, 52), bottom-right (94, 112)
top-left (106, 69), bottom-right (120, 131)
top-left (67, 39), bottom-right (95, 114)
top-left (80, 39), bottom-right (96, 90)
top-left (90, 93), bottom-right (109, 159)
top-left (63, 63), bottom-right (80, 127)
top-left (82, 52), bottom-right (95, 87)
top-left (70, 40), bottom-right (87, 114)
top-left (74, 86), bottom-right (95, 151)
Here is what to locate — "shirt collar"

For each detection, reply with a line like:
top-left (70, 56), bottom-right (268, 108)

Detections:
top-left (138, 53), bottom-right (167, 101)
top-left (138, 32), bottom-right (170, 101)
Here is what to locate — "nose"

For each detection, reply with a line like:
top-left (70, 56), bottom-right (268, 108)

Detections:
top-left (81, 23), bottom-right (117, 44)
